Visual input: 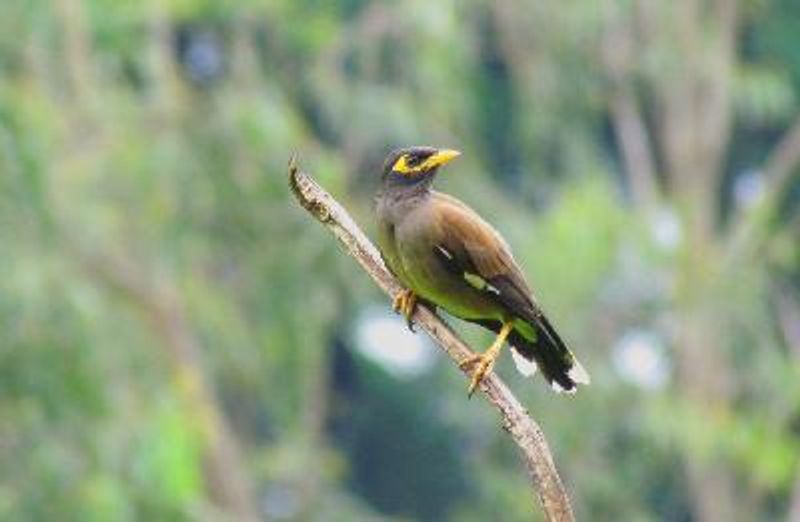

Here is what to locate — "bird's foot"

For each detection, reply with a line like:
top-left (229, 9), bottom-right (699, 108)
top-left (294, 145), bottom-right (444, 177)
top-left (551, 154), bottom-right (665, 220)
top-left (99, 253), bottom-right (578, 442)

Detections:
top-left (459, 351), bottom-right (499, 398)
top-left (392, 289), bottom-right (418, 331)
top-left (458, 322), bottom-right (514, 398)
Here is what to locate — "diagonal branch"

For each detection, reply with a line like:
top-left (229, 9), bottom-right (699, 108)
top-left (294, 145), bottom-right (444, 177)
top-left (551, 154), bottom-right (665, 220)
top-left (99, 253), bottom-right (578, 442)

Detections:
top-left (763, 114), bottom-right (800, 189)
top-left (288, 157), bottom-right (575, 522)
top-left (608, 81), bottom-right (661, 210)
top-left (724, 114), bottom-right (800, 265)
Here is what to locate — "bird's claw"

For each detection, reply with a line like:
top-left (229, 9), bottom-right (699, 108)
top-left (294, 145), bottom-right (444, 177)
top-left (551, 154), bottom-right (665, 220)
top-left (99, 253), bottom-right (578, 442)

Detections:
top-left (392, 289), bottom-right (417, 331)
top-left (460, 322), bottom-right (512, 398)
top-left (458, 353), bottom-right (482, 370)
top-left (460, 352), bottom-right (497, 398)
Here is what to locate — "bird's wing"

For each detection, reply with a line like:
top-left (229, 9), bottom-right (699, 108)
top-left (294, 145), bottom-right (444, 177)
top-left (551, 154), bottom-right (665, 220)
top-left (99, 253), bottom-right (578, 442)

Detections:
top-left (430, 193), bottom-right (539, 322)
top-left (431, 193), bottom-right (590, 391)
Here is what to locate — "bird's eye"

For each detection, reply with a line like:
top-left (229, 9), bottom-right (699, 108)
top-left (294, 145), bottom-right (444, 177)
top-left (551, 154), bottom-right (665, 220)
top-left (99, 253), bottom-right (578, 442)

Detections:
top-left (391, 151), bottom-right (436, 174)
top-left (405, 154), bottom-right (422, 167)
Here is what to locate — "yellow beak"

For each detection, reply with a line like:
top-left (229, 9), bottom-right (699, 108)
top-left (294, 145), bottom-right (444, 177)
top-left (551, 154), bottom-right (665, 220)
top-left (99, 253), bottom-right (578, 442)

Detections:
top-left (426, 149), bottom-right (461, 169)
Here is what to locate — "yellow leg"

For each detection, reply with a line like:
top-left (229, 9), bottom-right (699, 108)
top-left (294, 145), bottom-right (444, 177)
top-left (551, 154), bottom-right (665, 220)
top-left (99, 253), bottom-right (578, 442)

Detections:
top-left (459, 321), bottom-right (514, 397)
top-left (392, 289), bottom-right (418, 330)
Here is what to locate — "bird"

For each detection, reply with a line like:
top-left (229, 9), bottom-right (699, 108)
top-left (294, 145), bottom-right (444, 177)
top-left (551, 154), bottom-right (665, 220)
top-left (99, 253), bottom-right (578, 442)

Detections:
top-left (374, 145), bottom-right (590, 396)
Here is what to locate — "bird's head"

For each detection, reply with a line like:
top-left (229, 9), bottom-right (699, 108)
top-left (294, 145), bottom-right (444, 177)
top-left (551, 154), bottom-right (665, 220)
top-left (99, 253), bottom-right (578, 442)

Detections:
top-left (381, 146), bottom-right (461, 188)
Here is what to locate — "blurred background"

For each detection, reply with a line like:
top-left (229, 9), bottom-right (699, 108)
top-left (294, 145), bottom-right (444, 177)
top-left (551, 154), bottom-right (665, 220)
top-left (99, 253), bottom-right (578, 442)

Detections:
top-left (1, 0), bottom-right (799, 520)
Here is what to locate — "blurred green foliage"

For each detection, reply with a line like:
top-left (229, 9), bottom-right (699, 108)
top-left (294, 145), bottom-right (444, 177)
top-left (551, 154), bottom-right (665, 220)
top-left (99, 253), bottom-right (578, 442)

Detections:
top-left (0, 0), bottom-right (798, 521)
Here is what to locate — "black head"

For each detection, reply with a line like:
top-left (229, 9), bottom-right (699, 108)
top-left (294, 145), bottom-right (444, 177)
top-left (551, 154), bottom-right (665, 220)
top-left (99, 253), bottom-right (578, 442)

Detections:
top-left (380, 146), bottom-right (461, 187)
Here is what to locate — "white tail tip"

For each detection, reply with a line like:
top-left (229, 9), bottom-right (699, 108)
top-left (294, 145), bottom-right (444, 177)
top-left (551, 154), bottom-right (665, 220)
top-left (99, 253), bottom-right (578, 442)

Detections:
top-left (568, 360), bottom-right (591, 385)
top-left (551, 380), bottom-right (577, 395)
top-left (511, 347), bottom-right (538, 377)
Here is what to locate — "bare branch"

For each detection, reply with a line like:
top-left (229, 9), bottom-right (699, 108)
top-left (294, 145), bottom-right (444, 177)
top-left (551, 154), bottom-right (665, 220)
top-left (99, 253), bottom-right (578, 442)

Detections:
top-left (774, 285), bottom-right (800, 359)
top-left (288, 157), bottom-right (575, 522)
top-left (724, 115), bottom-right (800, 265)
top-left (608, 82), bottom-right (661, 209)
top-left (764, 115), bottom-right (800, 187)
top-left (600, 4), bottom-right (661, 210)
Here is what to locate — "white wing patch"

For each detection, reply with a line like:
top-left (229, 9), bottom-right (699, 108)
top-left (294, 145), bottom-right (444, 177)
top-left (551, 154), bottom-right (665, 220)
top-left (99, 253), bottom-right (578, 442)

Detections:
top-left (463, 272), bottom-right (501, 295)
top-left (511, 347), bottom-right (538, 377)
top-left (435, 245), bottom-right (453, 260)
top-left (435, 245), bottom-right (501, 296)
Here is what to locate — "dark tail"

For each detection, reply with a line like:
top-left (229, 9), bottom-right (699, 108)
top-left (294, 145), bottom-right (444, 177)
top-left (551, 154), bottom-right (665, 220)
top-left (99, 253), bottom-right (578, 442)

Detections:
top-left (471, 316), bottom-right (590, 393)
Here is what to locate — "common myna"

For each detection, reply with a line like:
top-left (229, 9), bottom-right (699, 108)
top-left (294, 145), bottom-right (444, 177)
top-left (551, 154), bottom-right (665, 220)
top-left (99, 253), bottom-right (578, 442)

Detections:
top-left (375, 146), bottom-right (589, 395)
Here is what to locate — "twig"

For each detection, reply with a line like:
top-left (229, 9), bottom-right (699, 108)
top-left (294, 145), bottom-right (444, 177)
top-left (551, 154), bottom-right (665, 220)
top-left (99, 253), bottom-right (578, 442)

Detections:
top-left (288, 156), bottom-right (575, 522)
top-left (724, 114), bottom-right (800, 266)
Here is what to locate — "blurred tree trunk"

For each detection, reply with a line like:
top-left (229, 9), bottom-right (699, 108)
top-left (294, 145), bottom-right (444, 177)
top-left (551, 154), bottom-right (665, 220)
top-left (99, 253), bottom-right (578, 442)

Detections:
top-left (493, 0), bottom-right (754, 519)
top-left (147, 281), bottom-right (260, 521)
top-left (44, 1), bottom-right (259, 518)
top-left (610, 1), bottom-right (799, 519)
top-left (651, 2), bottom-right (738, 519)
top-left (53, 0), bottom-right (93, 102)
top-left (74, 251), bottom-right (259, 520)
top-left (777, 290), bottom-right (800, 520)
top-left (601, 8), bottom-right (659, 211)
top-left (489, 0), bottom-right (800, 515)
top-left (296, 313), bottom-right (332, 520)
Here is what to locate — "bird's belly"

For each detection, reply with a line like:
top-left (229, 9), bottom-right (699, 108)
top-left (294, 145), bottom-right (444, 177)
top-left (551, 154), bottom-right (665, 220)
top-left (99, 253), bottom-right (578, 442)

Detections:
top-left (400, 248), bottom-right (500, 320)
top-left (390, 201), bottom-right (503, 321)
top-left (423, 283), bottom-right (500, 320)
top-left (375, 218), bottom-right (413, 285)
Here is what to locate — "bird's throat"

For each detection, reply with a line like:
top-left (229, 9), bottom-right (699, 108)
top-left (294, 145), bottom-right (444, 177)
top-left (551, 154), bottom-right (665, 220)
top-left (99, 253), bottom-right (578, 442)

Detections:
top-left (382, 170), bottom-right (435, 199)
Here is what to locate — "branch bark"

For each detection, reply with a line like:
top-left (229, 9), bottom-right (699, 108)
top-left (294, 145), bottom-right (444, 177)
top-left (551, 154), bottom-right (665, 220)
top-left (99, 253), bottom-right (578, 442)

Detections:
top-left (288, 157), bottom-right (575, 522)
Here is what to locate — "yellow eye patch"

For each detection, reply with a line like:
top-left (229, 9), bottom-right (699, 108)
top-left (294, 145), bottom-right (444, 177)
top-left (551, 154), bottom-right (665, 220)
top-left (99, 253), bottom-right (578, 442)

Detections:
top-left (391, 149), bottom-right (461, 176)
top-left (392, 154), bottom-right (426, 176)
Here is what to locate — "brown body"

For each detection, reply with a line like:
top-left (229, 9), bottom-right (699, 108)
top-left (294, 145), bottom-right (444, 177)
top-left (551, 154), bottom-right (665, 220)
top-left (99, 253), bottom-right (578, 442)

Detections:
top-left (375, 146), bottom-right (589, 393)
top-left (378, 191), bottom-right (524, 320)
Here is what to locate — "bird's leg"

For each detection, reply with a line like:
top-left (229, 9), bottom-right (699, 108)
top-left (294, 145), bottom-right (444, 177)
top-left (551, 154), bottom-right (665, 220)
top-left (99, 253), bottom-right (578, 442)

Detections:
top-left (459, 321), bottom-right (514, 398)
top-left (392, 289), bottom-right (418, 331)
